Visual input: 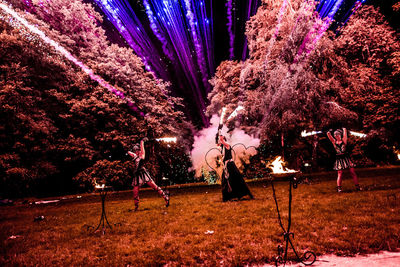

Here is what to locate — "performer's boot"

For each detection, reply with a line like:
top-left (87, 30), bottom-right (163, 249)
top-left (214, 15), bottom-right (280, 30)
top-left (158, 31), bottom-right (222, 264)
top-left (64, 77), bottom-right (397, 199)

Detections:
top-left (148, 181), bottom-right (170, 207)
top-left (159, 189), bottom-right (170, 207)
top-left (164, 192), bottom-right (170, 207)
top-left (355, 184), bottom-right (362, 191)
top-left (337, 186), bottom-right (342, 193)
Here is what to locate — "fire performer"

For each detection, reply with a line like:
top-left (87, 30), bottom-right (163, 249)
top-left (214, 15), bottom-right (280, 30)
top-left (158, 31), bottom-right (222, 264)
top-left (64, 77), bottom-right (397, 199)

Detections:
top-left (128, 137), bottom-right (170, 211)
top-left (327, 128), bottom-right (361, 193)
top-left (218, 135), bottom-right (254, 201)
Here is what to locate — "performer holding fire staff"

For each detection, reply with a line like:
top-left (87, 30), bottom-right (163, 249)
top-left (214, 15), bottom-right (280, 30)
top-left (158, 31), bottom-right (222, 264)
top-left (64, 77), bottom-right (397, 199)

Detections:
top-left (128, 137), bottom-right (169, 211)
top-left (218, 135), bottom-right (254, 201)
top-left (327, 128), bottom-right (361, 193)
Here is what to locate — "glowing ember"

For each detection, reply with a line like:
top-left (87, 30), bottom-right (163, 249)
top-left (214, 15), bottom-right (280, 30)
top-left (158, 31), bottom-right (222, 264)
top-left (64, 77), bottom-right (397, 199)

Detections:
top-left (269, 156), bottom-right (296, 174)
top-left (156, 137), bottom-right (177, 143)
top-left (227, 106), bottom-right (244, 121)
top-left (301, 130), bottom-right (322, 137)
top-left (349, 131), bottom-right (367, 138)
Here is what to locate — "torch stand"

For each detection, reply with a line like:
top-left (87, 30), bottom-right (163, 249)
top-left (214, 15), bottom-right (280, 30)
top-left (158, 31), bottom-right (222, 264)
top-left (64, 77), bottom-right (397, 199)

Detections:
top-left (270, 174), bottom-right (316, 266)
top-left (93, 186), bottom-right (112, 235)
top-left (162, 177), bottom-right (170, 194)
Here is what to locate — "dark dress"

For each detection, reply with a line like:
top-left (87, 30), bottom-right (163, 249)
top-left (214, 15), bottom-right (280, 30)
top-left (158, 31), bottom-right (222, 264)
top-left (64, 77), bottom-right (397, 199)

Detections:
top-left (130, 155), bottom-right (153, 186)
top-left (333, 142), bottom-right (355, 170)
top-left (221, 146), bottom-right (254, 201)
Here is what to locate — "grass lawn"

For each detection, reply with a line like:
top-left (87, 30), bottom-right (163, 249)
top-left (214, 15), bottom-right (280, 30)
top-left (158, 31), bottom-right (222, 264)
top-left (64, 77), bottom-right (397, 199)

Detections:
top-left (1, 167), bottom-right (400, 266)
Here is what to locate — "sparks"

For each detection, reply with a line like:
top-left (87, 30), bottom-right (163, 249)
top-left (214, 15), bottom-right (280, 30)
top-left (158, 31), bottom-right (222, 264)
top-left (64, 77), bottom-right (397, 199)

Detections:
top-left (226, 0), bottom-right (235, 59)
top-left (349, 131), bottom-right (367, 138)
top-left (301, 130), bottom-right (322, 137)
top-left (156, 137), bottom-right (177, 143)
top-left (227, 105), bottom-right (244, 121)
top-left (219, 107), bottom-right (227, 125)
top-left (0, 2), bottom-right (144, 116)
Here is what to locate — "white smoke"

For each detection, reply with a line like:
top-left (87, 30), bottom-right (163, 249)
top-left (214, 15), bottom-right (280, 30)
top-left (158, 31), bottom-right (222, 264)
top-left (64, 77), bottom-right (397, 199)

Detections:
top-left (190, 114), bottom-right (260, 178)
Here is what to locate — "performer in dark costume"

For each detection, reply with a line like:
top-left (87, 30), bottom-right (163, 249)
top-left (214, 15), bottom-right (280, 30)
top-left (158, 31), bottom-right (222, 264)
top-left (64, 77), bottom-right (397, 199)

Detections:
top-left (327, 128), bottom-right (360, 193)
top-left (218, 135), bottom-right (254, 201)
top-left (128, 138), bottom-right (169, 211)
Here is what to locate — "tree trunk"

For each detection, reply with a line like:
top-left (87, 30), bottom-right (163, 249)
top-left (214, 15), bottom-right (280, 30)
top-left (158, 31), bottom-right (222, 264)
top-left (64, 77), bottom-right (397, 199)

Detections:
top-left (312, 134), bottom-right (319, 171)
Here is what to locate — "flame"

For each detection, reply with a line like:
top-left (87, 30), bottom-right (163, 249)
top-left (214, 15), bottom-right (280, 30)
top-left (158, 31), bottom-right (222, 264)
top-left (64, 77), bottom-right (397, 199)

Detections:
top-left (395, 148), bottom-right (400, 160)
top-left (227, 105), bottom-right (244, 121)
top-left (269, 156), bottom-right (296, 174)
top-left (219, 107), bottom-right (227, 125)
top-left (156, 137), bottom-right (177, 143)
top-left (301, 130), bottom-right (322, 137)
top-left (349, 131), bottom-right (367, 138)
top-left (94, 181), bottom-right (105, 189)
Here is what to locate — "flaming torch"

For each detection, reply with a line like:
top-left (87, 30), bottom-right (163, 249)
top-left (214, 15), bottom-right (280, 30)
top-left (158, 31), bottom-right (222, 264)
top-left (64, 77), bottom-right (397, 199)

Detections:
top-left (227, 105), bottom-right (244, 121)
top-left (216, 107), bottom-right (227, 144)
top-left (301, 130), bottom-right (367, 138)
top-left (349, 131), bottom-right (367, 138)
top-left (155, 137), bottom-right (177, 143)
top-left (301, 130), bottom-right (322, 137)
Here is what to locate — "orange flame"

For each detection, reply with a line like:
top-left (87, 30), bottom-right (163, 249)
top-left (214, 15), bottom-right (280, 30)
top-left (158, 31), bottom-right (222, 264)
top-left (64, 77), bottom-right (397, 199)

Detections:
top-left (269, 156), bottom-right (296, 174)
top-left (394, 148), bottom-right (400, 160)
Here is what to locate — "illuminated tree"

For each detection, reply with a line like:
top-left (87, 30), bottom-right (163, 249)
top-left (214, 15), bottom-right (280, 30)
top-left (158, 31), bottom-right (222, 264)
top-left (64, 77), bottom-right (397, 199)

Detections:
top-left (332, 6), bottom-right (400, 161)
top-left (0, 2), bottom-right (192, 197)
top-left (208, 0), bottom-right (399, 166)
top-left (208, 0), bottom-right (356, 140)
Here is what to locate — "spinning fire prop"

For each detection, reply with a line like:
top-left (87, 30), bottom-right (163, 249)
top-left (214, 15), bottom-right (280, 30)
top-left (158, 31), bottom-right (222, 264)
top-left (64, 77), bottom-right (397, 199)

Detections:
top-left (227, 105), bottom-right (244, 121)
top-left (301, 130), bottom-right (367, 138)
top-left (216, 105), bottom-right (246, 143)
top-left (155, 137), bottom-right (177, 143)
top-left (301, 130), bottom-right (322, 137)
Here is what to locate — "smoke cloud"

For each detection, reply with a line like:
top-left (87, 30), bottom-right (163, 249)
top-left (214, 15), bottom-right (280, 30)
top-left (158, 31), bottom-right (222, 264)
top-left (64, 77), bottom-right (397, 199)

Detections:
top-left (190, 114), bottom-right (260, 178)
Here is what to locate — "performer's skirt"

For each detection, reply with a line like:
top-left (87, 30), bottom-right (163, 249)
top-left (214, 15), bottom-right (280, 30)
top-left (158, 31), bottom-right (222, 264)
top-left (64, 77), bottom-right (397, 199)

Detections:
top-left (333, 154), bottom-right (355, 170)
top-left (221, 161), bottom-right (253, 201)
top-left (132, 167), bottom-right (153, 186)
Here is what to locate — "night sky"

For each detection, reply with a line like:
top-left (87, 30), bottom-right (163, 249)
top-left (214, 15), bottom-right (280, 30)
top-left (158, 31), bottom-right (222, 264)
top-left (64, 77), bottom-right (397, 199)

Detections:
top-left (90, 0), bottom-right (399, 127)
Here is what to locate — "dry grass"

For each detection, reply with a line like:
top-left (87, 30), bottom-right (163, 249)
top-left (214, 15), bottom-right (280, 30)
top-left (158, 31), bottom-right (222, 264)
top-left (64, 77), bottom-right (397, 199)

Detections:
top-left (1, 167), bottom-right (400, 266)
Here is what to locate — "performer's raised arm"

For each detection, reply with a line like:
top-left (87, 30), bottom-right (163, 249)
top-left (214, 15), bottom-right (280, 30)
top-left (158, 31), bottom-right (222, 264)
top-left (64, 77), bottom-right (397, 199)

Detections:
top-left (139, 139), bottom-right (146, 159)
top-left (327, 129), bottom-right (335, 144)
top-left (219, 135), bottom-right (230, 150)
top-left (342, 128), bottom-right (348, 145)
